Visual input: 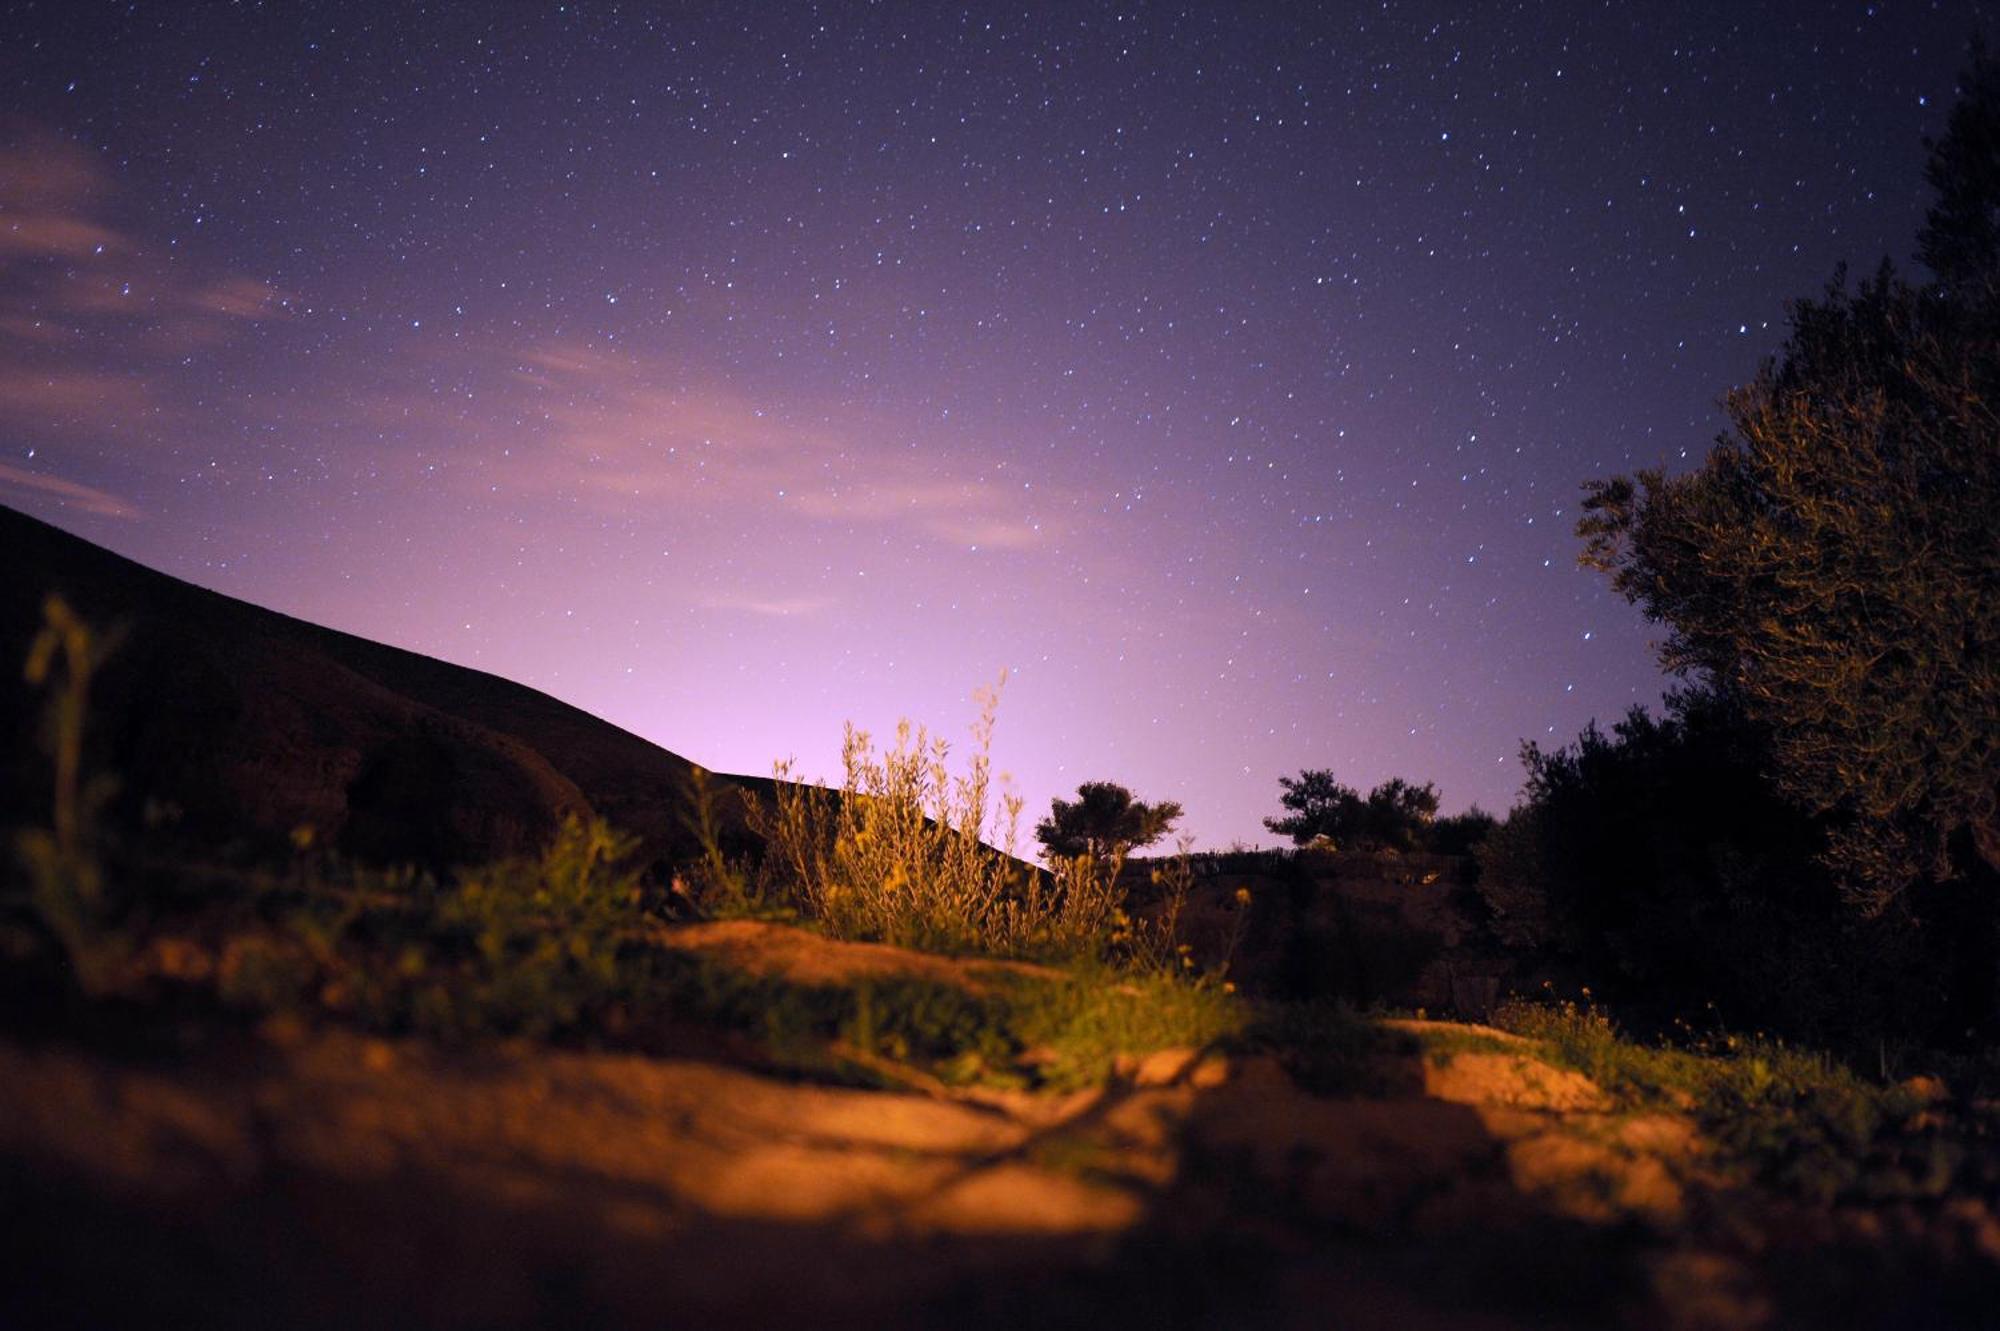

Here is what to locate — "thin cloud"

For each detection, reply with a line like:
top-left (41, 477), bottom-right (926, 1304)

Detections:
top-left (0, 460), bottom-right (140, 518)
top-left (185, 276), bottom-right (289, 322)
top-left (0, 125), bottom-right (288, 358)
top-left (0, 125), bottom-right (117, 260)
top-left (0, 368), bottom-right (152, 428)
top-left (478, 340), bottom-right (1062, 550)
top-left (703, 594), bottom-right (837, 618)
top-left (791, 481), bottom-right (1052, 550)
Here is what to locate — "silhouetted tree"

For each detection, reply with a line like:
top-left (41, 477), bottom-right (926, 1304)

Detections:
top-left (1363, 777), bottom-right (1441, 851)
top-left (1576, 46), bottom-right (2000, 1036)
top-left (1034, 781), bottom-right (1182, 859)
top-left (1578, 47), bottom-right (2000, 917)
top-left (1428, 806), bottom-right (1498, 857)
top-left (1476, 685), bottom-right (1937, 1046)
top-left (1265, 770), bottom-right (1440, 851)
top-left (1264, 770), bottom-right (1361, 846)
top-left (1919, 42), bottom-right (2000, 313)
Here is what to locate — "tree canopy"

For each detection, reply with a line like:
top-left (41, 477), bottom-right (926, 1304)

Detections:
top-left (1033, 781), bottom-right (1183, 860)
top-left (1263, 770), bottom-right (1439, 851)
top-left (1577, 49), bottom-right (2000, 911)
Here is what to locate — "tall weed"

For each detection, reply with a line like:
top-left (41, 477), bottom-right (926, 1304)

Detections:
top-left (749, 678), bottom-right (1124, 961)
top-left (14, 595), bottom-right (126, 994)
top-left (676, 763), bottom-right (782, 918)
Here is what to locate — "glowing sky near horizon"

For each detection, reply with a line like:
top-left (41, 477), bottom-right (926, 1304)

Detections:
top-left (0, 3), bottom-right (1986, 849)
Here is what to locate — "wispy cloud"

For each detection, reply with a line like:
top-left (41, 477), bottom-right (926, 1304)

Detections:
top-left (702, 594), bottom-right (837, 617)
top-left (789, 482), bottom-right (1048, 549)
top-left (0, 129), bottom-right (1060, 555)
top-left (0, 125), bottom-right (289, 438)
top-left (466, 339), bottom-right (1062, 550)
top-left (0, 126), bottom-right (117, 260)
top-left (0, 368), bottom-right (152, 431)
top-left (0, 460), bottom-right (140, 518)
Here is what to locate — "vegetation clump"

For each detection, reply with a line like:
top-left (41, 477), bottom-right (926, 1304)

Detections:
top-left (1572, 48), bottom-right (2000, 1045)
top-left (12, 596), bottom-right (126, 995)
top-left (749, 680), bottom-right (1154, 964)
top-left (1034, 781), bottom-right (1183, 860)
top-left (1264, 770), bottom-right (1439, 851)
top-left (1495, 990), bottom-right (1987, 1209)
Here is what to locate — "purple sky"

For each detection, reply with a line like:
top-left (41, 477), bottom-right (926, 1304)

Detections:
top-left (1, 3), bottom-right (1988, 850)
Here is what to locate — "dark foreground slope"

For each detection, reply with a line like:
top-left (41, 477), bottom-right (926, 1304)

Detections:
top-left (0, 505), bottom-right (758, 871)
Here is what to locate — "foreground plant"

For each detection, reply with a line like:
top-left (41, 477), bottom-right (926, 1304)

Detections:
top-left (752, 677), bottom-right (1132, 961)
top-left (14, 595), bottom-right (126, 995)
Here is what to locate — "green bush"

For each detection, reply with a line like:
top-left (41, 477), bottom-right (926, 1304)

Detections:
top-left (410, 816), bottom-right (649, 1037)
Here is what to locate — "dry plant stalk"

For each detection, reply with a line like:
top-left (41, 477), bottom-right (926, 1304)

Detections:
top-left (16, 595), bottom-right (125, 993)
top-left (750, 676), bottom-right (1121, 961)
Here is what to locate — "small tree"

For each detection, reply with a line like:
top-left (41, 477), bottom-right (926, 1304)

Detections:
top-left (1363, 777), bottom-right (1441, 851)
top-left (1034, 781), bottom-right (1182, 860)
top-left (1263, 770), bottom-right (1362, 846)
top-left (1428, 805), bottom-right (1498, 857)
top-left (1264, 769), bottom-right (1440, 851)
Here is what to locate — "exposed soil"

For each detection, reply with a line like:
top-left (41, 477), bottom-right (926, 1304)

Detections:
top-left (661, 918), bottom-right (1063, 994)
top-left (8, 923), bottom-right (1988, 1330)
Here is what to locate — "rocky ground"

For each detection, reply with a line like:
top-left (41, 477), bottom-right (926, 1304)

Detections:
top-left (6, 921), bottom-right (1992, 1330)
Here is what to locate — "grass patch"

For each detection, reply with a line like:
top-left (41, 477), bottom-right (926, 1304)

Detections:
top-left (1492, 996), bottom-right (1712, 1104)
top-left (1238, 998), bottom-right (1412, 1095)
top-left (643, 952), bottom-right (1245, 1092)
top-left (1493, 993), bottom-right (1982, 1207)
top-left (1015, 969), bottom-right (1246, 1090)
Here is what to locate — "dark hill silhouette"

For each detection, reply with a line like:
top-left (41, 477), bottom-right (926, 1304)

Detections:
top-left (1, 504), bottom-right (763, 871)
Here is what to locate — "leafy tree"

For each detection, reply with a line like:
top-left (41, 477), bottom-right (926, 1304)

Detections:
top-left (1264, 770), bottom-right (1440, 851)
top-left (1578, 48), bottom-right (2000, 917)
top-left (1476, 685), bottom-right (1936, 1046)
top-left (1264, 769), bottom-right (1361, 846)
top-left (1363, 777), bottom-right (1441, 851)
top-left (1034, 781), bottom-right (1182, 860)
top-left (1428, 806), bottom-right (1498, 857)
top-left (1919, 43), bottom-right (2000, 311)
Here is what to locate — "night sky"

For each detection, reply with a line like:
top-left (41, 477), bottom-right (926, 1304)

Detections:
top-left (1, 2), bottom-right (1989, 850)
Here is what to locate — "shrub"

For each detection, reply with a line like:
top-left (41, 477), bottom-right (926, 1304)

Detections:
top-left (749, 680), bottom-right (1129, 962)
top-left (1428, 806), bottom-right (1497, 857)
top-left (1494, 989), bottom-right (1969, 1208)
top-left (1483, 686), bottom-right (1941, 1049)
top-left (676, 763), bottom-right (780, 920)
top-left (414, 816), bottom-right (649, 1037)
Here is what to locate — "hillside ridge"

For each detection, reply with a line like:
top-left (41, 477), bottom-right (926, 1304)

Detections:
top-left (0, 504), bottom-right (757, 869)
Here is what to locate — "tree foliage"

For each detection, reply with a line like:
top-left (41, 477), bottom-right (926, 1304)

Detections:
top-left (1919, 43), bottom-right (2000, 311)
top-left (1262, 770), bottom-right (1355, 846)
top-left (1578, 50), bottom-right (2000, 911)
top-left (1033, 781), bottom-right (1183, 860)
top-left (1263, 770), bottom-right (1440, 851)
top-left (1477, 686), bottom-right (1937, 1046)
top-left (1428, 806), bottom-right (1498, 857)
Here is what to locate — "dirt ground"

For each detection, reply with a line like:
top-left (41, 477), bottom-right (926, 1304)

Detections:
top-left (2, 925), bottom-right (1993, 1329)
